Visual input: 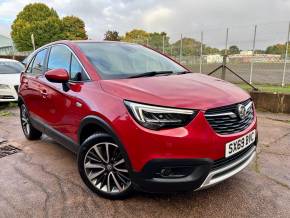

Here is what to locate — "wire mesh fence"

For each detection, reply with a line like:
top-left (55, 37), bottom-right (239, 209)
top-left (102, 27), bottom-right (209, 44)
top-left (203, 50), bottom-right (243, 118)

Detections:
top-left (1, 21), bottom-right (290, 86)
top-left (143, 21), bottom-right (290, 87)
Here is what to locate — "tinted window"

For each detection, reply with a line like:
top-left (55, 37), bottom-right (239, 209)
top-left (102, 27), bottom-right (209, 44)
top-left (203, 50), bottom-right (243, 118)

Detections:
top-left (0, 61), bottom-right (24, 74)
top-left (48, 45), bottom-right (70, 72)
top-left (30, 48), bottom-right (47, 75)
top-left (70, 55), bottom-right (89, 81)
top-left (77, 42), bottom-right (186, 79)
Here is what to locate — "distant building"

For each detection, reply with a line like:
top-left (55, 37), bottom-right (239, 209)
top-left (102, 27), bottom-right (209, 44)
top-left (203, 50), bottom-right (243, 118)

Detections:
top-left (229, 51), bottom-right (281, 63)
top-left (0, 35), bottom-right (14, 55)
top-left (205, 54), bottom-right (223, 63)
top-left (239, 50), bottom-right (253, 56)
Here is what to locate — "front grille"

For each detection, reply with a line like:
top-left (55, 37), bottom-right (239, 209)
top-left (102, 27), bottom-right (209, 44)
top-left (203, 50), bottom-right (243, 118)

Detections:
top-left (205, 99), bottom-right (254, 135)
top-left (0, 95), bottom-right (15, 99)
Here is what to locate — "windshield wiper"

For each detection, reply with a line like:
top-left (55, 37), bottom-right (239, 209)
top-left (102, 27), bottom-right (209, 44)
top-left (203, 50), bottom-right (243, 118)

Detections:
top-left (175, 70), bottom-right (191, 75)
top-left (129, 71), bottom-right (174, 78)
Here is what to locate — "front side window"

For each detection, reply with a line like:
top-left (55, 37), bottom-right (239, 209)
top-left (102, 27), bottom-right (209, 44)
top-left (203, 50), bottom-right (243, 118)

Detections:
top-left (48, 45), bottom-right (88, 82)
top-left (30, 48), bottom-right (47, 75)
top-left (77, 42), bottom-right (186, 79)
top-left (47, 45), bottom-right (70, 72)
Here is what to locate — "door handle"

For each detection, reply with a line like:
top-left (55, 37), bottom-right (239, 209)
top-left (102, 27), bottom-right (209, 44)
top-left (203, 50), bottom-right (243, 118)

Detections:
top-left (22, 80), bottom-right (28, 88)
top-left (40, 89), bottom-right (48, 98)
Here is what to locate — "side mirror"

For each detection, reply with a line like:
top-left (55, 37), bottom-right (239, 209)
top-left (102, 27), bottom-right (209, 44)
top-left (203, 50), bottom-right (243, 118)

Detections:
top-left (45, 69), bottom-right (69, 83)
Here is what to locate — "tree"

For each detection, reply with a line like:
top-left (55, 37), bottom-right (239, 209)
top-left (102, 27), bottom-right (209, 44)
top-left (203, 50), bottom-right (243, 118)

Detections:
top-left (104, 30), bottom-right (121, 41)
top-left (11, 3), bottom-right (87, 51)
top-left (122, 29), bottom-right (149, 44)
top-left (62, 16), bottom-right (88, 40)
top-left (148, 32), bottom-right (170, 52)
top-left (228, 45), bottom-right (240, 54)
top-left (265, 43), bottom-right (288, 55)
top-left (171, 37), bottom-right (219, 57)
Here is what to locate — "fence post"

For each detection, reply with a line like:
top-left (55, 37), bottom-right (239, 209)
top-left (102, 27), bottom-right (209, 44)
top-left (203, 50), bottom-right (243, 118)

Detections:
top-left (31, 33), bottom-right (36, 51)
top-left (162, 35), bottom-right (165, 53)
top-left (221, 28), bottom-right (229, 80)
top-left (282, 22), bottom-right (290, 87)
top-left (199, 31), bottom-right (203, 73)
top-left (179, 34), bottom-right (183, 62)
top-left (249, 25), bottom-right (257, 84)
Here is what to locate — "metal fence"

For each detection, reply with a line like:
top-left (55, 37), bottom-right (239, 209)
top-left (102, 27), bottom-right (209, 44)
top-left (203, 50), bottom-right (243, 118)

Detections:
top-left (143, 21), bottom-right (290, 87)
top-left (2, 21), bottom-right (290, 86)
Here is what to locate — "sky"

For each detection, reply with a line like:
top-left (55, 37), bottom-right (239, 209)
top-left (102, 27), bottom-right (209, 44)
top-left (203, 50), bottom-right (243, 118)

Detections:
top-left (1, 0), bottom-right (290, 49)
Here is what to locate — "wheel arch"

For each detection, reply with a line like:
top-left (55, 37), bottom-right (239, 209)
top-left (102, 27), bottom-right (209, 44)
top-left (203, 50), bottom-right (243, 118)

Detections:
top-left (78, 115), bottom-right (134, 173)
top-left (18, 95), bottom-right (25, 107)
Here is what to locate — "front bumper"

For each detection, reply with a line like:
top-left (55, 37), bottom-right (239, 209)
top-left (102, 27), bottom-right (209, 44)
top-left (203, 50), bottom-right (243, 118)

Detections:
top-left (131, 142), bottom-right (257, 193)
top-left (0, 85), bottom-right (18, 102)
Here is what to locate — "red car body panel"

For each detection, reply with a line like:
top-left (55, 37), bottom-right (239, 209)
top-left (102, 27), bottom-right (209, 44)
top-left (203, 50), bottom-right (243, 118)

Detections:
top-left (19, 41), bottom-right (257, 175)
top-left (100, 73), bottom-right (250, 110)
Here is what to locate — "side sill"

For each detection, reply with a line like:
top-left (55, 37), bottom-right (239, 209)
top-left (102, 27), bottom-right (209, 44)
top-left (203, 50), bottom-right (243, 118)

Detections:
top-left (30, 117), bottom-right (79, 153)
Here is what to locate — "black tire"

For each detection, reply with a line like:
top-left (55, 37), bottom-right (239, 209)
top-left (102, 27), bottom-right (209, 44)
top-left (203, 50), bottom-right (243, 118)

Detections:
top-left (78, 133), bottom-right (134, 199)
top-left (20, 104), bottom-right (42, 140)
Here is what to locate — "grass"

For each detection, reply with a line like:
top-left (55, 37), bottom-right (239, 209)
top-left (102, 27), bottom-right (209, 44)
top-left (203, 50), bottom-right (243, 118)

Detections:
top-left (0, 102), bottom-right (17, 116)
top-left (238, 84), bottom-right (290, 94)
top-left (0, 111), bottom-right (11, 116)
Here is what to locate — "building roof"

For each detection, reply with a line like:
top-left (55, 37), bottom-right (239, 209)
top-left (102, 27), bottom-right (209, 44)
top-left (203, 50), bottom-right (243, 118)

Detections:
top-left (0, 35), bottom-right (13, 48)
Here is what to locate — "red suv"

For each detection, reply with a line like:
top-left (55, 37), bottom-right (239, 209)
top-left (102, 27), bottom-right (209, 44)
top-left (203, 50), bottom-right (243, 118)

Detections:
top-left (18, 41), bottom-right (257, 199)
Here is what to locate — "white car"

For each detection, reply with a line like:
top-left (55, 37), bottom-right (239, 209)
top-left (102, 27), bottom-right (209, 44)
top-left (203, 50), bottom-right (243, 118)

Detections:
top-left (0, 58), bottom-right (25, 102)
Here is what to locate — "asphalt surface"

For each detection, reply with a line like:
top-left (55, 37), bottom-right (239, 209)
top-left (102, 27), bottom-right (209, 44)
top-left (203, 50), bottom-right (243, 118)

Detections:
top-left (0, 107), bottom-right (289, 218)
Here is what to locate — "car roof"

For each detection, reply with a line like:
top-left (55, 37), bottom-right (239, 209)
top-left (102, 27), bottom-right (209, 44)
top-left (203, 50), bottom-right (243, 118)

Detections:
top-left (0, 58), bottom-right (21, 63)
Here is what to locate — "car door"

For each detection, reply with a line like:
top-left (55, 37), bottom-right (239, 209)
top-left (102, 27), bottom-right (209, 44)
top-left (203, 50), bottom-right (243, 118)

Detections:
top-left (39, 44), bottom-right (89, 142)
top-left (21, 48), bottom-right (48, 120)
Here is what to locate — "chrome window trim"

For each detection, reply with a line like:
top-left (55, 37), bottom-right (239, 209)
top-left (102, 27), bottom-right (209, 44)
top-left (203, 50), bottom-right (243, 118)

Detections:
top-left (48, 43), bottom-right (91, 81)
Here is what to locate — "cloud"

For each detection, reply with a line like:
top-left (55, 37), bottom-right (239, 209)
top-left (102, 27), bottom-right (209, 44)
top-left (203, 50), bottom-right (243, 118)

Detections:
top-left (1, 0), bottom-right (290, 49)
top-left (143, 7), bottom-right (173, 28)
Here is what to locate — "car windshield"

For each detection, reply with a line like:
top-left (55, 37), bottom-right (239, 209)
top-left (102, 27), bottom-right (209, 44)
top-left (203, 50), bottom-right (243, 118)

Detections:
top-left (76, 42), bottom-right (187, 79)
top-left (0, 61), bottom-right (24, 74)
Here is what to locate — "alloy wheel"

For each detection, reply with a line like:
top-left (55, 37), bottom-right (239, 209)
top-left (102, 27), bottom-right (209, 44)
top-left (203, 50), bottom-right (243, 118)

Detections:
top-left (84, 142), bottom-right (131, 194)
top-left (21, 105), bottom-right (30, 136)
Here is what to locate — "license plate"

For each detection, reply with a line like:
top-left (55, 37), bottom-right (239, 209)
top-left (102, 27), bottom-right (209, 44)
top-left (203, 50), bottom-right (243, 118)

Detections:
top-left (225, 130), bottom-right (256, 158)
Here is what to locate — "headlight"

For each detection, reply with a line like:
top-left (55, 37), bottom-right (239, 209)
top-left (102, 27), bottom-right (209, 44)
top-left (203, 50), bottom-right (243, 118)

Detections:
top-left (124, 100), bottom-right (196, 130)
top-left (0, 84), bottom-right (10, 89)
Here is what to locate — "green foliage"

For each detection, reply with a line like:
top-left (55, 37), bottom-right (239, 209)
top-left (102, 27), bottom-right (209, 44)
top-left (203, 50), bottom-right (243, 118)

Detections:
top-left (171, 37), bottom-right (219, 57)
top-left (148, 32), bottom-right (170, 51)
top-left (119, 29), bottom-right (220, 56)
top-left (11, 3), bottom-right (87, 51)
top-left (122, 29), bottom-right (149, 44)
top-left (265, 43), bottom-right (288, 55)
top-left (228, 45), bottom-right (240, 54)
top-left (62, 16), bottom-right (88, 40)
top-left (104, 30), bottom-right (121, 41)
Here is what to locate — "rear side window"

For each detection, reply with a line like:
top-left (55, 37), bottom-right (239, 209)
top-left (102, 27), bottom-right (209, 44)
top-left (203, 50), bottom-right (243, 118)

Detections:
top-left (48, 45), bottom-right (71, 72)
top-left (29, 49), bottom-right (47, 75)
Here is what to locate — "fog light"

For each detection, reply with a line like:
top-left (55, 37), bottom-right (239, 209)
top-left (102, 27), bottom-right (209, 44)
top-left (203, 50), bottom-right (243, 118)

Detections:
top-left (159, 167), bottom-right (192, 178)
top-left (161, 168), bottom-right (172, 177)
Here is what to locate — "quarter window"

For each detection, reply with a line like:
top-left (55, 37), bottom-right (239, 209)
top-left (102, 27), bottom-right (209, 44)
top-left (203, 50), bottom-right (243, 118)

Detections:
top-left (70, 55), bottom-right (89, 81)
